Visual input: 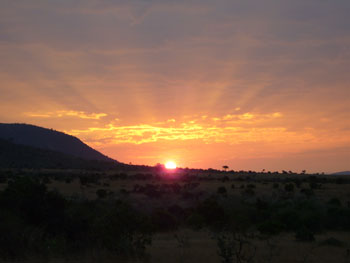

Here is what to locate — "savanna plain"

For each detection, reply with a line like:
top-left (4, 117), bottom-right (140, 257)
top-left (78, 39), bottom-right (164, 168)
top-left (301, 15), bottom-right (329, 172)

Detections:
top-left (0, 168), bottom-right (349, 263)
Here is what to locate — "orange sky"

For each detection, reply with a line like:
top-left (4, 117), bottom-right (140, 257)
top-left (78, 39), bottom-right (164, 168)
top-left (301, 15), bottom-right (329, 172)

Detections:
top-left (1, 1), bottom-right (350, 173)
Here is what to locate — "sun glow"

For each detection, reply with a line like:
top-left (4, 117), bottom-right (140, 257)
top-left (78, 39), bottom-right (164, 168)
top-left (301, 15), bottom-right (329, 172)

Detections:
top-left (165, 161), bottom-right (177, 169)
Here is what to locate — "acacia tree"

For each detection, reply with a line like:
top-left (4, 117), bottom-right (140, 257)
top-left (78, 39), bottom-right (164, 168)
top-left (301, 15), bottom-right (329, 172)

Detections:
top-left (222, 165), bottom-right (229, 172)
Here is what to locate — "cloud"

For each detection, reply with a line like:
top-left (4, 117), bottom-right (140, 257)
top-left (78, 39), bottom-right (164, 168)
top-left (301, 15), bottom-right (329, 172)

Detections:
top-left (215, 112), bottom-right (282, 122)
top-left (65, 110), bottom-right (349, 150)
top-left (24, 110), bottom-right (107, 120)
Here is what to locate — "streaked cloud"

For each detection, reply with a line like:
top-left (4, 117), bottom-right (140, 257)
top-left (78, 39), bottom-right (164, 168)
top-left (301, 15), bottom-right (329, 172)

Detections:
top-left (65, 111), bottom-right (348, 150)
top-left (25, 110), bottom-right (107, 120)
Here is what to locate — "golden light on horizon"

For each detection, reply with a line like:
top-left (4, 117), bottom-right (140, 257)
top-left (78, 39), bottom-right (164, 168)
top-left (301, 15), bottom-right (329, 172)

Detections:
top-left (165, 161), bottom-right (177, 170)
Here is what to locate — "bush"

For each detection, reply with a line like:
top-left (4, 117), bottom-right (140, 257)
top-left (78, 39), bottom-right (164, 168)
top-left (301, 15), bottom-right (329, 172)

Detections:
top-left (96, 189), bottom-right (108, 199)
top-left (186, 213), bottom-right (205, 230)
top-left (0, 177), bottom-right (153, 260)
top-left (243, 188), bottom-right (255, 197)
top-left (65, 177), bottom-right (72, 184)
top-left (167, 204), bottom-right (186, 220)
top-left (284, 183), bottom-right (294, 192)
top-left (0, 177), bottom-right (67, 259)
top-left (120, 188), bottom-right (129, 195)
top-left (255, 198), bottom-right (268, 210)
top-left (300, 188), bottom-right (314, 198)
top-left (258, 220), bottom-right (284, 235)
top-left (217, 186), bottom-right (227, 195)
top-left (93, 201), bottom-right (153, 256)
top-left (328, 198), bottom-right (341, 206)
top-left (274, 206), bottom-right (300, 231)
top-left (295, 227), bottom-right (315, 242)
top-left (151, 209), bottom-right (178, 231)
top-left (216, 233), bottom-right (235, 263)
top-left (0, 210), bottom-right (27, 260)
top-left (325, 206), bottom-right (350, 230)
top-left (273, 183), bottom-right (279, 189)
top-left (41, 176), bottom-right (51, 184)
top-left (309, 181), bottom-right (321, 189)
top-left (197, 197), bottom-right (227, 227)
top-left (294, 180), bottom-right (302, 188)
top-left (0, 177), bottom-right (66, 229)
top-left (216, 231), bottom-right (257, 263)
top-left (221, 176), bottom-right (230, 182)
top-left (319, 237), bottom-right (345, 247)
top-left (247, 184), bottom-right (256, 189)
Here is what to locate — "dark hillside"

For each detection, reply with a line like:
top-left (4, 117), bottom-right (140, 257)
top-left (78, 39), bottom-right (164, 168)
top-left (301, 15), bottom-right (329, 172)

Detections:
top-left (0, 138), bottom-right (120, 170)
top-left (0, 123), bottom-right (114, 162)
top-left (331, 171), bottom-right (350, 175)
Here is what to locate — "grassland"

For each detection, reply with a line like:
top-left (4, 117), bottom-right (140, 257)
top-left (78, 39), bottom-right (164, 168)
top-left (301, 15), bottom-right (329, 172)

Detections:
top-left (0, 168), bottom-right (349, 262)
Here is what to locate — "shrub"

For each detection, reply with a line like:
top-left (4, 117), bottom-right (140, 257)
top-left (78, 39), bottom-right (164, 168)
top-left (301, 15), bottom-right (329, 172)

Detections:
top-left (167, 205), bottom-right (186, 220)
top-left (328, 198), bottom-right (341, 206)
top-left (186, 213), bottom-right (205, 230)
top-left (0, 210), bottom-right (27, 260)
top-left (0, 177), bottom-right (66, 229)
top-left (151, 209), bottom-right (178, 231)
top-left (295, 227), bottom-right (315, 242)
top-left (41, 176), bottom-right (51, 184)
top-left (300, 188), bottom-right (314, 198)
top-left (255, 198), bottom-right (268, 210)
top-left (96, 189), bottom-right (108, 199)
top-left (144, 185), bottom-right (162, 198)
top-left (216, 231), bottom-right (257, 263)
top-left (284, 183), bottom-right (295, 192)
top-left (79, 176), bottom-right (88, 186)
top-left (65, 177), bottom-right (72, 184)
top-left (217, 186), bottom-right (227, 195)
top-left (0, 177), bottom-right (153, 260)
top-left (258, 220), bottom-right (284, 235)
top-left (319, 237), bottom-right (345, 247)
top-left (243, 188), bottom-right (255, 197)
top-left (275, 206), bottom-right (300, 231)
top-left (0, 177), bottom-right (67, 258)
top-left (182, 191), bottom-right (194, 200)
top-left (294, 180), bottom-right (302, 188)
top-left (221, 176), bottom-right (230, 182)
top-left (120, 188), bottom-right (129, 195)
top-left (325, 206), bottom-right (350, 230)
top-left (217, 233), bottom-right (235, 263)
top-left (247, 184), bottom-right (256, 189)
top-left (197, 197), bottom-right (227, 227)
top-left (309, 182), bottom-right (321, 189)
top-left (93, 201), bottom-right (153, 256)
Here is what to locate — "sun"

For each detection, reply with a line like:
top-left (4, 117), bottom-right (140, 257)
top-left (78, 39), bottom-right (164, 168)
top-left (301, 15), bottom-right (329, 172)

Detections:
top-left (165, 161), bottom-right (177, 169)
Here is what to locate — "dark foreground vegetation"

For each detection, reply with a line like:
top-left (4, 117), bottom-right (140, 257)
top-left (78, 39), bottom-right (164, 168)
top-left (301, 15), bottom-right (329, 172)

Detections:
top-left (0, 170), bottom-right (350, 262)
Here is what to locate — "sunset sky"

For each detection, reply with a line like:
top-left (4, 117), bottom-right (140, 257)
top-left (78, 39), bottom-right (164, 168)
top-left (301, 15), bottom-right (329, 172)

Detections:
top-left (1, 0), bottom-right (349, 173)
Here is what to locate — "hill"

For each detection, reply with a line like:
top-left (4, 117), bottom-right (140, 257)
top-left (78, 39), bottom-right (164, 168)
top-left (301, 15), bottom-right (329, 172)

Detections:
top-left (0, 138), bottom-right (122, 170)
top-left (0, 123), bottom-right (114, 162)
top-left (331, 171), bottom-right (350, 176)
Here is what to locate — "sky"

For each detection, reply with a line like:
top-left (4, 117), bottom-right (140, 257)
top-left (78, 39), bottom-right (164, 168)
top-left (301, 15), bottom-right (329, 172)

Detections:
top-left (1, 0), bottom-right (350, 173)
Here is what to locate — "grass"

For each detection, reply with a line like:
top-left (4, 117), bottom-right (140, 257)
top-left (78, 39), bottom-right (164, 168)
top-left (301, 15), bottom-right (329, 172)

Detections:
top-left (0, 169), bottom-right (350, 262)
